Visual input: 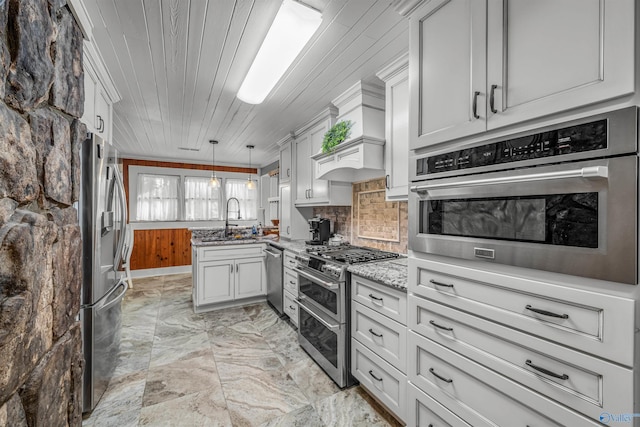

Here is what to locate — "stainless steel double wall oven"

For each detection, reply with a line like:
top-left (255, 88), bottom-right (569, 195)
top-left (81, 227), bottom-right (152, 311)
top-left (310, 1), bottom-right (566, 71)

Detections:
top-left (409, 107), bottom-right (638, 284)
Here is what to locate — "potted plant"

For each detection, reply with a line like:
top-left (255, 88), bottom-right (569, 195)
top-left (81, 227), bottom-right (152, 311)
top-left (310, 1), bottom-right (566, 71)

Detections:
top-left (321, 120), bottom-right (353, 154)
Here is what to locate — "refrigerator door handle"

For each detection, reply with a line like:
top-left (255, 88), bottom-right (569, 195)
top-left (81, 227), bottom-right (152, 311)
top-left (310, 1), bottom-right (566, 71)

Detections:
top-left (97, 281), bottom-right (127, 312)
top-left (112, 167), bottom-right (128, 269)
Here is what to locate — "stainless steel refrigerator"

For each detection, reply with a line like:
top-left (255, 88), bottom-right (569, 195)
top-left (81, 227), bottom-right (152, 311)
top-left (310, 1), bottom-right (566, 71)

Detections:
top-left (79, 133), bottom-right (129, 413)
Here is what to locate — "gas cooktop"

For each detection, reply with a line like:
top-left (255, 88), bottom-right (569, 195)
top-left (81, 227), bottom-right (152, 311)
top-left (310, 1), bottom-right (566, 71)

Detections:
top-left (306, 244), bottom-right (399, 265)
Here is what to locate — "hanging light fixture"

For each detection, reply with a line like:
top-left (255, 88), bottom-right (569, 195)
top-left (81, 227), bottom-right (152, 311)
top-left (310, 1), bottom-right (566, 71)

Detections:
top-left (209, 140), bottom-right (220, 188)
top-left (246, 145), bottom-right (256, 189)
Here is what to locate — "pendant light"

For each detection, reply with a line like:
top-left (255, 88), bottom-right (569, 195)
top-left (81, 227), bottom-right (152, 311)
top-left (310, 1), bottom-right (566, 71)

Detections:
top-left (246, 145), bottom-right (256, 189)
top-left (209, 140), bottom-right (220, 188)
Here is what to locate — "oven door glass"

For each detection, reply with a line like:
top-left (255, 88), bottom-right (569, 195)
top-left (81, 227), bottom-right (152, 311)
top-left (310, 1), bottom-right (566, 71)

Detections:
top-left (298, 273), bottom-right (339, 317)
top-left (423, 192), bottom-right (598, 248)
top-left (299, 305), bottom-right (338, 368)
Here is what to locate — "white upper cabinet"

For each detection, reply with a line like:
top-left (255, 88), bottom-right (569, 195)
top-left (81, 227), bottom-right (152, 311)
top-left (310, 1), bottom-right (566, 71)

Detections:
top-left (82, 42), bottom-right (121, 143)
top-left (410, 0), bottom-right (636, 149)
top-left (377, 53), bottom-right (410, 201)
top-left (410, 0), bottom-right (487, 148)
top-left (279, 141), bottom-right (292, 184)
top-left (294, 109), bottom-right (352, 207)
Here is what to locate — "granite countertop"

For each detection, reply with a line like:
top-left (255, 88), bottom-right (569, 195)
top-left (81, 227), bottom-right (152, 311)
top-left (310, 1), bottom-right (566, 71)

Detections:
top-left (191, 235), bottom-right (279, 247)
top-left (347, 257), bottom-right (408, 292)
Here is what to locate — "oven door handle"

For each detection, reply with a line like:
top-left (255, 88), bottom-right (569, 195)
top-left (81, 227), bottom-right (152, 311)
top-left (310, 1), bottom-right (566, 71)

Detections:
top-left (293, 267), bottom-right (340, 291)
top-left (410, 166), bottom-right (608, 193)
top-left (297, 299), bottom-right (340, 332)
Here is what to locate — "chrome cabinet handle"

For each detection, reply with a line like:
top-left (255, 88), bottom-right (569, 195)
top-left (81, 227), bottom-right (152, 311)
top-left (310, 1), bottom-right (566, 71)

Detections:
top-left (385, 174), bottom-right (390, 189)
top-left (489, 84), bottom-right (498, 113)
top-left (286, 226), bottom-right (290, 234)
top-left (410, 166), bottom-right (608, 193)
top-left (472, 91), bottom-right (480, 119)
top-left (429, 320), bottom-right (453, 331)
top-left (368, 328), bottom-right (383, 338)
top-left (368, 294), bottom-right (383, 302)
top-left (287, 168), bottom-right (290, 177)
top-left (525, 359), bottom-right (569, 380)
top-left (525, 305), bottom-right (569, 319)
top-left (430, 279), bottom-right (454, 288)
top-left (368, 370), bottom-right (383, 382)
top-left (429, 367), bottom-right (453, 383)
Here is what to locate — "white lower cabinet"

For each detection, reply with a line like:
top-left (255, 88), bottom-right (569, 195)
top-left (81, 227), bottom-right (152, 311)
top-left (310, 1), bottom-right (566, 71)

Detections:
top-left (409, 331), bottom-right (601, 427)
top-left (350, 274), bottom-right (407, 423)
top-left (193, 244), bottom-right (266, 312)
top-left (407, 256), bottom-right (636, 427)
top-left (407, 382), bottom-right (470, 427)
top-left (283, 290), bottom-right (298, 327)
top-left (282, 250), bottom-right (299, 327)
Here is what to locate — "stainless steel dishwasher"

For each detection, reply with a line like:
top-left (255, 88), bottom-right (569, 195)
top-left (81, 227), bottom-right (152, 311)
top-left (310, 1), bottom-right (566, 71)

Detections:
top-left (264, 245), bottom-right (284, 315)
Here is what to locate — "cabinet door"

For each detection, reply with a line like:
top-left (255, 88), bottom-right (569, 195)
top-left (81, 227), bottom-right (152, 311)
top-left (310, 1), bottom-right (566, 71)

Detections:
top-left (410, 0), bottom-right (487, 149)
top-left (309, 120), bottom-right (330, 203)
top-left (198, 260), bottom-right (234, 305)
top-left (384, 68), bottom-right (409, 201)
top-left (295, 132), bottom-right (311, 203)
top-left (487, 0), bottom-right (635, 130)
top-left (279, 142), bottom-right (292, 184)
top-left (95, 87), bottom-right (110, 142)
top-left (279, 184), bottom-right (291, 238)
top-left (83, 64), bottom-right (97, 132)
top-left (235, 257), bottom-right (265, 299)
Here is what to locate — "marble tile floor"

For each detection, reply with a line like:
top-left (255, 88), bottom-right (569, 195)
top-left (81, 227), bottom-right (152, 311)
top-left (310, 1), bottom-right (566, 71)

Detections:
top-left (82, 273), bottom-right (403, 427)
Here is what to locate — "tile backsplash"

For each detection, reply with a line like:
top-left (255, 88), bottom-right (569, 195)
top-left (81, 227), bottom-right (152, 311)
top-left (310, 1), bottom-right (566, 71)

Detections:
top-left (313, 177), bottom-right (408, 254)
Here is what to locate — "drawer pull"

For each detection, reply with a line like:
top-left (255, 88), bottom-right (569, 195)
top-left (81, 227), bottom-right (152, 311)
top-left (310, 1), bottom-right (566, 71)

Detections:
top-left (429, 367), bottom-right (453, 383)
top-left (368, 370), bottom-right (383, 382)
top-left (525, 305), bottom-right (569, 319)
top-left (369, 294), bottom-right (384, 302)
top-left (368, 328), bottom-right (383, 338)
top-left (289, 305), bottom-right (296, 310)
top-left (430, 279), bottom-right (454, 288)
top-left (289, 281), bottom-right (296, 285)
top-left (525, 359), bottom-right (569, 380)
top-left (429, 320), bottom-right (453, 332)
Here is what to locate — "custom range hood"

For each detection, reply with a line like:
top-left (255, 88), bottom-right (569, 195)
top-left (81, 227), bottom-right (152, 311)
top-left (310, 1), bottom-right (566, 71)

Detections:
top-left (312, 81), bottom-right (385, 182)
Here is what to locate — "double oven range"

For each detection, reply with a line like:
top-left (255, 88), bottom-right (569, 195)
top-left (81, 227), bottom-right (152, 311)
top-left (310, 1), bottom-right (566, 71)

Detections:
top-left (293, 245), bottom-right (399, 388)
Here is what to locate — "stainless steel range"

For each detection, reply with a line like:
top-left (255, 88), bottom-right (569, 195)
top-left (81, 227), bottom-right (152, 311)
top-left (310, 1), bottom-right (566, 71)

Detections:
top-left (294, 245), bottom-right (399, 388)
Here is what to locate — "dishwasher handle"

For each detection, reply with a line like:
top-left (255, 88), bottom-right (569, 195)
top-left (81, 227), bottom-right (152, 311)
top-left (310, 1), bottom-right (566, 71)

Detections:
top-left (263, 248), bottom-right (282, 258)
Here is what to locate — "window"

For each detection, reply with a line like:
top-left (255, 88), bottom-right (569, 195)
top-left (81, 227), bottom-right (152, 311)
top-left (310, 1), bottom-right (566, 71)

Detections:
top-left (184, 176), bottom-right (222, 220)
top-left (136, 174), bottom-right (179, 221)
top-left (225, 179), bottom-right (258, 220)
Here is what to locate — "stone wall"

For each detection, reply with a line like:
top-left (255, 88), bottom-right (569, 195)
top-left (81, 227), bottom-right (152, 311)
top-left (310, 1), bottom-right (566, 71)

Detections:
top-left (0, 0), bottom-right (85, 426)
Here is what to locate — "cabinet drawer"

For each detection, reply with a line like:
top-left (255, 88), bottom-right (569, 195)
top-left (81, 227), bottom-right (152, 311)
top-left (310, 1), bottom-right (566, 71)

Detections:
top-left (351, 275), bottom-right (407, 324)
top-left (283, 251), bottom-right (298, 270)
top-left (351, 339), bottom-right (406, 422)
top-left (407, 382), bottom-right (471, 427)
top-left (410, 295), bottom-right (633, 420)
top-left (283, 268), bottom-right (298, 297)
top-left (198, 244), bottom-right (265, 261)
top-left (408, 331), bottom-right (601, 427)
top-left (410, 258), bottom-right (635, 366)
top-left (284, 291), bottom-right (298, 327)
top-left (352, 302), bottom-right (406, 373)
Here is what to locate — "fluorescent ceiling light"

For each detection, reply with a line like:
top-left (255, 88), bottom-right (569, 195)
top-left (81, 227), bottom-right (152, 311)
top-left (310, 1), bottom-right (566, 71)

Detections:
top-left (237, 0), bottom-right (322, 104)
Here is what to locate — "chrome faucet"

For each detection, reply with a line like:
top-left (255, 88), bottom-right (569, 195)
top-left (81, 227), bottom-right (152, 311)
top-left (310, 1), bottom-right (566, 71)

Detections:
top-left (225, 197), bottom-right (241, 236)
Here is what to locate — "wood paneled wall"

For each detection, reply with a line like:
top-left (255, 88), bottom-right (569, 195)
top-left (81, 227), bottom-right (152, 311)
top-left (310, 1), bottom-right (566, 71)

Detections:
top-left (123, 158), bottom-right (257, 271)
top-left (129, 228), bottom-right (193, 270)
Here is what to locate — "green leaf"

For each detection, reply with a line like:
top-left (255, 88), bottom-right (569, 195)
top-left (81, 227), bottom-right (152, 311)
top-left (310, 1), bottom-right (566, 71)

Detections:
top-left (322, 120), bottom-right (353, 154)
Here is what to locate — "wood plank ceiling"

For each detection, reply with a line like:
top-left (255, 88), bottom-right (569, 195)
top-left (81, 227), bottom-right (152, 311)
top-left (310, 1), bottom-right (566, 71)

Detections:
top-left (81, 0), bottom-right (409, 167)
